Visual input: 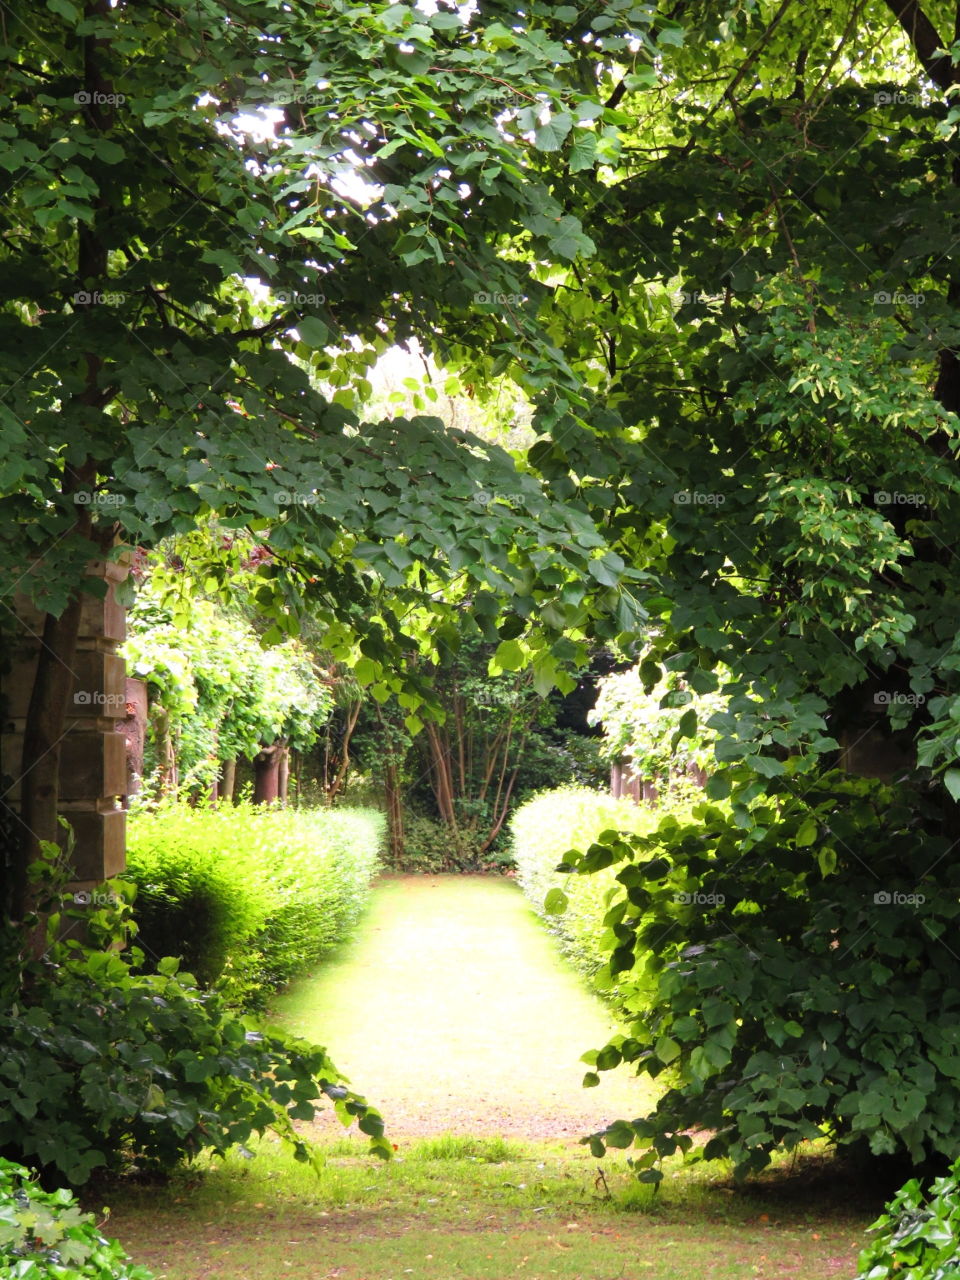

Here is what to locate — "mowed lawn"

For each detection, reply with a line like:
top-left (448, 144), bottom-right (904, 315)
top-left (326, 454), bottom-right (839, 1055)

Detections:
top-left (102, 875), bottom-right (876, 1280)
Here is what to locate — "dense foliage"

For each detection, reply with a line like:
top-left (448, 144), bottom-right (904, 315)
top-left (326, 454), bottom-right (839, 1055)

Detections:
top-left (565, 774), bottom-right (960, 1181)
top-left (589, 661), bottom-right (726, 786)
top-left (0, 1157), bottom-right (153, 1279)
top-left (0, 852), bottom-right (388, 1188)
top-left (856, 1158), bottom-right (960, 1279)
top-left (352, 634), bottom-right (607, 867)
top-left (125, 804), bottom-right (384, 1007)
top-left (123, 579), bottom-right (332, 800)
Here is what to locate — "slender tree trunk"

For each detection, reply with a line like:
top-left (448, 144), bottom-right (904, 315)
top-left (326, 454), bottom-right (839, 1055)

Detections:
top-left (326, 701), bottom-right (360, 803)
top-left (383, 761), bottom-right (404, 867)
top-left (220, 758), bottom-right (236, 804)
top-left (153, 706), bottom-right (178, 798)
top-left (278, 742), bottom-right (290, 806)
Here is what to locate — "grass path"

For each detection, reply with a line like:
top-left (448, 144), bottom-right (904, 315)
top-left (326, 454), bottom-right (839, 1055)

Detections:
top-left (272, 873), bottom-right (656, 1142)
top-left (104, 873), bottom-right (874, 1280)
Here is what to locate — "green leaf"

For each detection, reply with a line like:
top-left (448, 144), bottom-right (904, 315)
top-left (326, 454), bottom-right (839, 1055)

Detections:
top-left (544, 887), bottom-right (568, 915)
top-left (794, 818), bottom-right (818, 847)
top-left (296, 318), bottom-right (330, 347)
top-left (534, 112), bottom-right (573, 152)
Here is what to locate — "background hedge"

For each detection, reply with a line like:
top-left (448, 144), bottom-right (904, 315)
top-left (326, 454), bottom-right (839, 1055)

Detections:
top-left (510, 786), bottom-right (656, 978)
top-left (125, 804), bottom-right (384, 1008)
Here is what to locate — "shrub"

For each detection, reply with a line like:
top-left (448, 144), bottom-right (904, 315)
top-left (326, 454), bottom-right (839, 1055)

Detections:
top-left (511, 786), bottom-right (659, 977)
top-left (397, 814), bottom-right (497, 873)
top-left (0, 1157), bottom-right (154, 1278)
top-left (125, 803), bottom-right (384, 1007)
top-left (855, 1159), bottom-right (960, 1279)
top-left (0, 884), bottom-right (389, 1188)
top-left (573, 772), bottom-right (960, 1181)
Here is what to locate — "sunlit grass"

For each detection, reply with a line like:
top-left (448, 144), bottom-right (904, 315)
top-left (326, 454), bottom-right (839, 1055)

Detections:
top-left (101, 1133), bottom-right (873, 1280)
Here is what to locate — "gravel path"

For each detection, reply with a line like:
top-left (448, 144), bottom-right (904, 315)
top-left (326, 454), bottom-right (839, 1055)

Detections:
top-left (272, 873), bottom-right (657, 1142)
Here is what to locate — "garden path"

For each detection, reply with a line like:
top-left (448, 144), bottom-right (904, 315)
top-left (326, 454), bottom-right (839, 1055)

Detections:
top-left (273, 873), bottom-right (657, 1141)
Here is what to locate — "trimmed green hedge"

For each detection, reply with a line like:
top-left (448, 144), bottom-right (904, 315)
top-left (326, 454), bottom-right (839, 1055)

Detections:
top-left (125, 804), bottom-right (384, 1008)
top-left (511, 786), bottom-right (657, 978)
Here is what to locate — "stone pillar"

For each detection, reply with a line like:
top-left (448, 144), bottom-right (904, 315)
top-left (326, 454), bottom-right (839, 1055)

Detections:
top-left (1, 557), bottom-right (129, 895)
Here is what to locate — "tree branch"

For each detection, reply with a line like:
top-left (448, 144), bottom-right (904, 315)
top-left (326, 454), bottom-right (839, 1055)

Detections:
top-left (883, 1), bottom-right (953, 90)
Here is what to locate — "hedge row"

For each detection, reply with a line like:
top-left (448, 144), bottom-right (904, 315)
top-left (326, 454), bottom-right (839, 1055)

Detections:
top-left (510, 786), bottom-right (657, 978)
top-left (125, 803), bottom-right (384, 1009)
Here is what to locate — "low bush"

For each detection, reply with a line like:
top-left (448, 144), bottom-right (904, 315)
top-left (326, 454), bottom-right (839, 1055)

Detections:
top-left (510, 786), bottom-right (659, 977)
top-left (573, 772), bottom-right (960, 1181)
top-left (855, 1159), bottom-right (960, 1279)
top-left (0, 1157), bottom-right (154, 1278)
top-left (126, 803), bottom-right (384, 1007)
top-left (0, 881), bottom-right (389, 1189)
top-left (397, 813), bottom-right (509, 873)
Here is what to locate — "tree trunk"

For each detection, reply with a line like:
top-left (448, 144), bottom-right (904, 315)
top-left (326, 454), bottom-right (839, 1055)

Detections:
top-left (116, 677), bottom-right (147, 807)
top-left (152, 705), bottom-right (178, 798)
top-left (383, 761), bottom-right (404, 868)
top-left (278, 742), bottom-right (290, 806)
top-left (253, 741), bottom-right (282, 805)
top-left (219, 758), bottom-right (236, 804)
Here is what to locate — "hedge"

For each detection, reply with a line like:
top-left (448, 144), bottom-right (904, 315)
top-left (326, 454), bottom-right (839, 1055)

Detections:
top-left (510, 786), bottom-right (658, 978)
top-left (125, 803), bottom-right (384, 1008)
